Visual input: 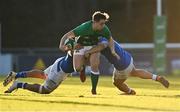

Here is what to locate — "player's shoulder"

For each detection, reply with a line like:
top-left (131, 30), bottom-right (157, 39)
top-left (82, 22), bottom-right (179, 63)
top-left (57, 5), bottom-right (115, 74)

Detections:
top-left (103, 24), bottom-right (110, 31)
top-left (80, 20), bottom-right (92, 27)
top-left (102, 24), bottom-right (111, 37)
top-left (73, 21), bottom-right (92, 36)
top-left (75, 20), bottom-right (92, 32)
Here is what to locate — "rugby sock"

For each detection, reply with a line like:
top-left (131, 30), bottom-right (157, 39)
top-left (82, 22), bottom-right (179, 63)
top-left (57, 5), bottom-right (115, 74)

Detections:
top-left (152, 74), bottom-right (158, 81)
top-left (90, 71), bottom-right (100, 93)
top-left (127, 88), bottom-right (132, 94)
top-left (17, 82), bottom-right (27, 89)
top-left (15, 72), bottom-right (27, 79)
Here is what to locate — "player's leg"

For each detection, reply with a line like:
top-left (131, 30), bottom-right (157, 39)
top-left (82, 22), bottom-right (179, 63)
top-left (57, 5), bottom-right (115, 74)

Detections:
top-left (74, 47), bottom-right (96, 82)
top-left (112, 69), bottom-right (136, 95)
top-left (73, 50), bottom-right (85, 72)
top-left (89, 52), bottom-right (100, 94)
top-left (129, 68), bottom-right (169, 88)
top-left (5, 60), bottom-right (68, 94)
top-left (73, 54), bottom-right (85, 72)
top-left (113, 79), bottom-right (136, 95)
top-left (3, 69), bottom-right (47, 87)
top-left (4, 81), bottom-right (45, 94)
top-left (130, 68), bottom-right (153, 79)
top-left (16, 69), bottom-right (46, 79)
top-left (5, 79), bottom-right (60, 94)
top-left (73, 49), bottom-right (86, 82)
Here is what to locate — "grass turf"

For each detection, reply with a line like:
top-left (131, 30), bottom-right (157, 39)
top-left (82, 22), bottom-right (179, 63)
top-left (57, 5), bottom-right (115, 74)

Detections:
top-left (0, 75), bottom-right (180, 112)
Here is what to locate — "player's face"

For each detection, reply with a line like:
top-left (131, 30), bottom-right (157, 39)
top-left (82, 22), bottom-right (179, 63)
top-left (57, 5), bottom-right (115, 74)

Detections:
top-left (95, 19), bottom-right (106, 31)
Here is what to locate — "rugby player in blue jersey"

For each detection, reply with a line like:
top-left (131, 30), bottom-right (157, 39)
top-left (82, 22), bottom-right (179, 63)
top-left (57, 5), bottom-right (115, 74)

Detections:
top-left (3, 51), bottom-right (75, 94)
top-left (84, 37), bottom-right (169, 95)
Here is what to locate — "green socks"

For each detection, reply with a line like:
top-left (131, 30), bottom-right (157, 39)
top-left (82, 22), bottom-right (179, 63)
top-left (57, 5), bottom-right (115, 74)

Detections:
top-left (90, 72), bottom-right (99, 94)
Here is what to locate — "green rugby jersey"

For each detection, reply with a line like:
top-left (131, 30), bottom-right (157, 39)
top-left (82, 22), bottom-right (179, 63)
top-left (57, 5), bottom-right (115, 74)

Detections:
top-left (72, 21), bottom-right (111, 46)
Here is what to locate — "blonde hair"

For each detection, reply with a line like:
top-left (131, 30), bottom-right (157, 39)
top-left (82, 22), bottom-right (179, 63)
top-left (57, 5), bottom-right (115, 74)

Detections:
top-left (92, 11), bottom-right (110, 21)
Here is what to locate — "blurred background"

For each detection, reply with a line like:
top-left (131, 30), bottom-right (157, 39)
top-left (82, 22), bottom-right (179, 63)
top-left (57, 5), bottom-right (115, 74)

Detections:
top-left (0, 0), bottom-right (180, 75)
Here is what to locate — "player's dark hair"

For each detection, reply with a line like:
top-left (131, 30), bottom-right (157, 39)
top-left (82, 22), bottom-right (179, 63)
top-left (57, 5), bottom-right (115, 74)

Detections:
top-left (92, 11), bottom-right (109, 22)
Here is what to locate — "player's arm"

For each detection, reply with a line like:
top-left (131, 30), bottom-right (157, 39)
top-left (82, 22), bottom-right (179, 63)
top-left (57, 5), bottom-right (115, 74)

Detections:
top-left (108, 36), bottom-right (120, 59)
top-left (59, 31), bottom-right (75, 52)
top-left (84, 37), bottom-right (108, 57)
top-left (104, 26), bottom-right (120, 59)
top-left (59, 23), bottom-right (84, 52)
top-left (109, 36), bottom-right (115, 53)
top-left (85, 43), bottom-right (107, 55)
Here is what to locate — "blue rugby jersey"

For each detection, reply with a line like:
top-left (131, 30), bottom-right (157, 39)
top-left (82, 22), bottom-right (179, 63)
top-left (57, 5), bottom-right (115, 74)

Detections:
top-left (57, 54), bottom-right (74, 73)
top-left (100, 37), bottom-right (132, 71)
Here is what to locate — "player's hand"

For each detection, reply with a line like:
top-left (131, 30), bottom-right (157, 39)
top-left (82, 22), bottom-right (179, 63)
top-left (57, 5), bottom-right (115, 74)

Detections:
top-left (112, 51), bottom-right (120, 60)
top-left (62, 45), bottom-right (72, 52)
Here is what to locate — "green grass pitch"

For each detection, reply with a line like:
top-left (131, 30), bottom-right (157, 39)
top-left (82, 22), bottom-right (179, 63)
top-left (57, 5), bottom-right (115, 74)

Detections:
top-left (0, 75), bottom-right (180, 112)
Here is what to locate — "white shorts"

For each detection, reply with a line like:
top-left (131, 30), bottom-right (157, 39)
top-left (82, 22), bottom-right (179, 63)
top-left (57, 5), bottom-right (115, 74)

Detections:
top-left (74, 46), bottom-right (92, 55)
top-left (113, 58), bottom-right (134, 80)
top-left (43, 58), bottom-right (68, 91)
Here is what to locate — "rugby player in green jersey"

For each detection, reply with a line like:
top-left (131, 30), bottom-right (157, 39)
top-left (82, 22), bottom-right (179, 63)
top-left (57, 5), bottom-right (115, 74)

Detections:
top-left (59, 11), bottom-right (119, 94)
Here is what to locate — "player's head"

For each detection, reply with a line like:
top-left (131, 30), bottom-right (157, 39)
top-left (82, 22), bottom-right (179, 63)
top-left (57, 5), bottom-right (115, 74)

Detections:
top-left (92, 11), bottom-right (109, 31)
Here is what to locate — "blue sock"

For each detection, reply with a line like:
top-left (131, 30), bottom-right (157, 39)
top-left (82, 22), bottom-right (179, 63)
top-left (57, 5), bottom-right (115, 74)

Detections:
top-left (15, 72), bottom-right (27, 79)
top-left (17, 82), bottom-right (27, 89)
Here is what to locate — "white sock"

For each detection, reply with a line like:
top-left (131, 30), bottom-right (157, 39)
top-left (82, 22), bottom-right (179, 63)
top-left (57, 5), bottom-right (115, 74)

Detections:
top-left (39, 85), bottom-right (43, 93)
top-left (91, 71), bottom-right (100, 75)
top-left (152, 74), bottom-right (157, 81)
top-left (127, 88), bottom-right (132, 94)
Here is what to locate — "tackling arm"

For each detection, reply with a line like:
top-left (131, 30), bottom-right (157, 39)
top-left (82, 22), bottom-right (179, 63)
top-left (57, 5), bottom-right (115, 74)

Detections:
top-left (59, 31), bottom-right (75, 52)
top-left (84, 38), bottom-right (108, 58)
top-left (108, 37), bottom-right (120, 59)
top-left (86, 43), bottom-right (107, 54)
top-left (109, 37), bottom-right (115, 53)
top-left (103, 25), bottom-right (120, 59)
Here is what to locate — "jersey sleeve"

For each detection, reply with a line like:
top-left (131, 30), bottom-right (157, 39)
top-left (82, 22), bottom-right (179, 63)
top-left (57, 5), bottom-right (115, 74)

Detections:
top-left (98, 37), bottom-right (109, 46)
top-left (72, 23), bottom-right (86, 37)
top-left (99, 37), bottom-right (108, 43)
top-left (102, 25), bottom-right (112, 40)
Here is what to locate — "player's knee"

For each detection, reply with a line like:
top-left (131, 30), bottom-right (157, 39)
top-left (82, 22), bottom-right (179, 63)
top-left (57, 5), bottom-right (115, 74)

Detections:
top-left (74, 59), bottom-right (84, 72)
top-left (40, 86), bottom-right (53, 94)
top-left (130, 68), bottom-right (138, 77)
top-left (91, 64), bottom-right (99, 72)
top-left (113, 78), bottom-right (124, 87)
top-left (40, 79), bottom-right (59, 94)
top-left (91, 67), bottom-right (99, 73)
top-left (91, 64), bottom-right (99, 69)
top-left (76, 68), bottom-right (81, 72)
top-left (74, 64), bottom-right (83, 72)
top-left (91, 60), bottom-right (99, 67)
top-left (113, 80), bottom-right (119, 87)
